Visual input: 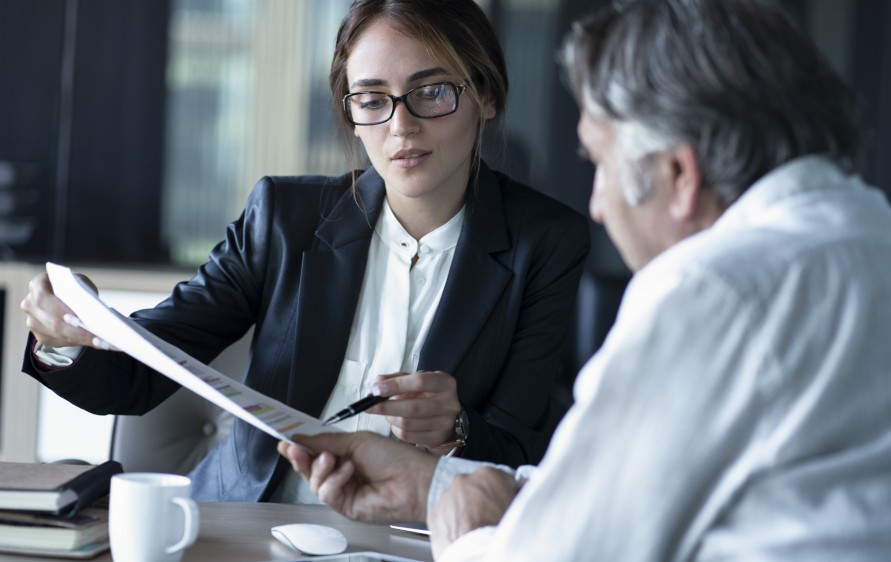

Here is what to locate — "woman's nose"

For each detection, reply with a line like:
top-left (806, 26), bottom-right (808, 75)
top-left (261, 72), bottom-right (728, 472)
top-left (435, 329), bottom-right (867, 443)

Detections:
top-left (389, 101), bottom-right (420, 136)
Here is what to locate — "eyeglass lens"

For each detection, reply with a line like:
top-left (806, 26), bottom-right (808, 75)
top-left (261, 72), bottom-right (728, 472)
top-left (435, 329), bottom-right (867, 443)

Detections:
top-left (346, 83), bottom-right (460, 125)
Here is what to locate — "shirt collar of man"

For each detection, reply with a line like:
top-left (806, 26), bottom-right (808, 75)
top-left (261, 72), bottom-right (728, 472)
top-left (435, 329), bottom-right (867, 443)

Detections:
top-left (713, 155), bottom-right (850, 233)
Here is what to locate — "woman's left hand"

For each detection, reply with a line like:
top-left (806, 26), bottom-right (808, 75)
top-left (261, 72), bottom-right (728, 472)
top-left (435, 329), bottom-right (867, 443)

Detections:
top-left (366, 370), bottom-right (461, 451)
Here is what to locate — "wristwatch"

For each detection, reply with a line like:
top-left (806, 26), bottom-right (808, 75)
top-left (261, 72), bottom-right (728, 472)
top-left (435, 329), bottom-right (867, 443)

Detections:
top-left (431, 408), bottom-right (469, 456)
top-left (454, 408), bottom-right (469, 446)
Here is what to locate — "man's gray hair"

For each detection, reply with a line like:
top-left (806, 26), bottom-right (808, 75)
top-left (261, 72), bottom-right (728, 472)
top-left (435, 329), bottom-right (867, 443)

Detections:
top-left (560, 0), bottom-right (863, 207)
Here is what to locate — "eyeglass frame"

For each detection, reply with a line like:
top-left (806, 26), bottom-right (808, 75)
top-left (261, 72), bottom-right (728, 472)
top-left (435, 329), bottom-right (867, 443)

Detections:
top-left (342, 82), bottom-right (467, 126)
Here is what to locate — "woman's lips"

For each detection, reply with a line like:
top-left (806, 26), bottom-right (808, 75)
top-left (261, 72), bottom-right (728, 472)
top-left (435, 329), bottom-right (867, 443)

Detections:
top-left (392, 149), bottom-right (431, 168)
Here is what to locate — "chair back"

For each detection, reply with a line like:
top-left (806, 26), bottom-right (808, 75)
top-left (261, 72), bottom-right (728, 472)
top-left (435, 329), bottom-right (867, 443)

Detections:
top-left (109, 329), bottom-right (252, 474)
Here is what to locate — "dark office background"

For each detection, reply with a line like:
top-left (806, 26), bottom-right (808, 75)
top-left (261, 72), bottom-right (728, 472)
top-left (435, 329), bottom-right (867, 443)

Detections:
top-left (1, 0), bottom-right (889, 372)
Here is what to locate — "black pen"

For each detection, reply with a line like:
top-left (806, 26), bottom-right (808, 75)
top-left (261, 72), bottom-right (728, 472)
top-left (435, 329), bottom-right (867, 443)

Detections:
top-left (322, 393), bottom-right (388, 426)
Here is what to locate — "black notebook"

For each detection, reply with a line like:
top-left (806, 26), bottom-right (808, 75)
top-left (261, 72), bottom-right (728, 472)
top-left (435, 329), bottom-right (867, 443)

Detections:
top-left (0, 461), bottom-right (122, 515)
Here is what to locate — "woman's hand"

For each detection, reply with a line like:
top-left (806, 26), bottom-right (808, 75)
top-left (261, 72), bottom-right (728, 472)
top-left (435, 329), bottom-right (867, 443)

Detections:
top-left (20, 272), bottom-right (113, 350)
top-left (367, 370), bottom-right (461, 451)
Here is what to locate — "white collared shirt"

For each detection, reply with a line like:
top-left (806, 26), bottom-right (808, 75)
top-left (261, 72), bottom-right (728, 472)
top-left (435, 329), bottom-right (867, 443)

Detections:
top-left (434, 157), bottom-right (891, 561)
top-left (272, 199), bottom-right (465, 503)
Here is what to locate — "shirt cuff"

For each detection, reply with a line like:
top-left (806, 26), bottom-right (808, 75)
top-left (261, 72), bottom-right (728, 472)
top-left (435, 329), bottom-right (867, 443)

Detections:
top-left (33, 342), bottom-right (84, 368)
top-left (427, 456), bottom-right (520, 513)
top-left (428, 457), bottom-right (489, 513)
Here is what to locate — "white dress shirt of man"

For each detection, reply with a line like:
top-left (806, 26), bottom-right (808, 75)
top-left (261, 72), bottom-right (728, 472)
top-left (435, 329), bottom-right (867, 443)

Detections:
top-left (279, 0), bottom-right (891, 560)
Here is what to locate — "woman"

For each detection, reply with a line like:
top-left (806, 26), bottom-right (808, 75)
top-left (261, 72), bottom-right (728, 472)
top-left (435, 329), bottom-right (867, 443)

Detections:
top-left (21, 0), bottom-right (589, 503)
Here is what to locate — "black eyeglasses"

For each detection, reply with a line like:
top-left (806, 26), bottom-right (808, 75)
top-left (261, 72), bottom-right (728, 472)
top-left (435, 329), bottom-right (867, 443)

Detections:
top-left (343, 82), bottom-right (466, 126)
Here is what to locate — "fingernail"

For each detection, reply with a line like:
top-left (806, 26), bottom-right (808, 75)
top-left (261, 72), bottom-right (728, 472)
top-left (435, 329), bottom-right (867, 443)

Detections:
top-left (63, 314), bottom-right (84, 329)
top-left (92, 337), bottom-right (111, 350)
top-left (370, 384), bottom-right (388, 396)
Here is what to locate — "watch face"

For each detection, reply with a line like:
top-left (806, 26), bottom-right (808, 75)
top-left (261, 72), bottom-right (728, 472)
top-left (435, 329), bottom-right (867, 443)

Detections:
top-left (455, 409), bottom-right (469, 441)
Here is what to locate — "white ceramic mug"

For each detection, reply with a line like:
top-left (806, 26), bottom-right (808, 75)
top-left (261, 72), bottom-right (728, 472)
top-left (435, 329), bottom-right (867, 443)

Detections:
top-left (109, 473), bottom-right (199, 562)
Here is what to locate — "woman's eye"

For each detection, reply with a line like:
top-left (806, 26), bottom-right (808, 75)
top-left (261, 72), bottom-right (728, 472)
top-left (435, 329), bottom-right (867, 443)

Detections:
top-left (418, 86), bottom-right (443, 99)
top-left (360, 99), bottom-right (385, 110)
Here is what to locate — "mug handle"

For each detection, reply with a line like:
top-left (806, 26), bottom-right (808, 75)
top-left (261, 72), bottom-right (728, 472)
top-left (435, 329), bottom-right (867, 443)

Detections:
top-left (166, 497), bottom-right (200, 554)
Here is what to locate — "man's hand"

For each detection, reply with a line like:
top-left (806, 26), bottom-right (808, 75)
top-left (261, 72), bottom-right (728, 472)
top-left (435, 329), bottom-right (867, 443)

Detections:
top-left (366, 370), bottom-right (461, 450)
top-left (278, 431), bottom-right (438, 523)
top-left (20, 272), bottom-right (112, 350)
top-left (428, 467), bottom-right (520, 559)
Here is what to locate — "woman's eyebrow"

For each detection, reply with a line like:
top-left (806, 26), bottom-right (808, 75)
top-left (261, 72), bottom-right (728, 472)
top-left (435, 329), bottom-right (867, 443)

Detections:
top-left (349, 67), bottom-right (450, 90)
top-left (408, 67), bottom-right (449, 82)
top-left (350, 78), bottom-right (386, 89)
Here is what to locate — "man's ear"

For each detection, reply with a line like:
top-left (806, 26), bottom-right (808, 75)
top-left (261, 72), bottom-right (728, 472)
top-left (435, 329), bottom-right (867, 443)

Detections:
top-left (667, 143), bottom-right (702, 221)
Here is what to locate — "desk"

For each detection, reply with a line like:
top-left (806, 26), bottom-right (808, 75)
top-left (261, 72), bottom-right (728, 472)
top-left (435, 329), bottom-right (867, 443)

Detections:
top-left (0, 503), bottom-right (433, 562)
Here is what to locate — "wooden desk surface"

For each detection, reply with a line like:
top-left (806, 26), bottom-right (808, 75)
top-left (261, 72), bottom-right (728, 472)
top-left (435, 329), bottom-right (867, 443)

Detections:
top-left (0, 503), bottom-right (433, 562)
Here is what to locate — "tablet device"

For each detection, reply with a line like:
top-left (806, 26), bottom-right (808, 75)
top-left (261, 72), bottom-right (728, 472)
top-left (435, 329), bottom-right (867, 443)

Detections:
top-left (389, 522), bottom-right (430, 536)
top-left (287, 553), bottom-right (423, 562)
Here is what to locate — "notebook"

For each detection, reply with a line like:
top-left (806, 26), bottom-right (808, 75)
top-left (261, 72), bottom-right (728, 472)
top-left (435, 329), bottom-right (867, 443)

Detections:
top-left (0, 461), bottom-right (122, 514)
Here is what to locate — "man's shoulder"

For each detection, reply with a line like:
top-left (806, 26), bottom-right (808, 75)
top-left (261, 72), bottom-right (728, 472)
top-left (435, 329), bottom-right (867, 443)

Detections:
top-left (645, 185), bottom-right (891, 309)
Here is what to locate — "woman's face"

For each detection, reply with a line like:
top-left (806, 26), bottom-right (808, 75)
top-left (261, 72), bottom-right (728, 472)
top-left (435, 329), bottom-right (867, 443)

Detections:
top-left (345, 19), bottom-right (494, 212)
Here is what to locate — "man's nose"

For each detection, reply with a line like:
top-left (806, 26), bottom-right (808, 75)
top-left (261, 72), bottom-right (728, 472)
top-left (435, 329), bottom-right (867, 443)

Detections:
top-left (589, 173), bottom-right (604, 223)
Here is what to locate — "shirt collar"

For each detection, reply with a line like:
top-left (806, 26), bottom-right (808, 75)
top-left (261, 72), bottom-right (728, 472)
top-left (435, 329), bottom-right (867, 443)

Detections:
top-left (375, 199), bottom-right (465, 257)
top-left (714, 155), bottom-right (855, 232)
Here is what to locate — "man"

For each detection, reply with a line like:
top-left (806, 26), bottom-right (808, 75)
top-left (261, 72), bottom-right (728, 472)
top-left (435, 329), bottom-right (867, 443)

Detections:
top-left (279, 0), bottom-right (891, 559)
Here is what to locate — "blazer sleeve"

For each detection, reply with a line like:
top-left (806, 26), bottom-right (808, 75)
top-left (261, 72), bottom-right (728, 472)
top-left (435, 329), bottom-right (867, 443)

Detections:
top-left (21, 176), bottom-right (322, 415)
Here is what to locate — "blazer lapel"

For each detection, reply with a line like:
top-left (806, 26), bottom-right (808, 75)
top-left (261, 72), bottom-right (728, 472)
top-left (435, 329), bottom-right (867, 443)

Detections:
top-left (287, 170), bottom-right (386, 417)
top-left (419, 165), bottom-right (512, 375)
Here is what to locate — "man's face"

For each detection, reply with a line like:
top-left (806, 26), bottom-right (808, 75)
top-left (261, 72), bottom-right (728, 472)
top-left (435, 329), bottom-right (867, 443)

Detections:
top-left (577, 111), bottom-right (676, 272)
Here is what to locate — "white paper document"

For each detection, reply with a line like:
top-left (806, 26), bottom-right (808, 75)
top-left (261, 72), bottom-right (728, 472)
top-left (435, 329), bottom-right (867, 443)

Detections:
top-left (45, 262), bottom-right (338, 445)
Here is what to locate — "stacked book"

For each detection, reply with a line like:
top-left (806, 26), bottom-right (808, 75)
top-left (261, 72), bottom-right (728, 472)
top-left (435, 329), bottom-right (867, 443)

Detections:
top-left (0, 460), bottom-right (122, 559)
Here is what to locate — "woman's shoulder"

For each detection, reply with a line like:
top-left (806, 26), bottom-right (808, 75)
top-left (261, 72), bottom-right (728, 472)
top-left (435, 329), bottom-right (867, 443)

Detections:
top-left (242, 171), bottom-right (359, 215)
top-left (252, 171), bottom-right (356, 196)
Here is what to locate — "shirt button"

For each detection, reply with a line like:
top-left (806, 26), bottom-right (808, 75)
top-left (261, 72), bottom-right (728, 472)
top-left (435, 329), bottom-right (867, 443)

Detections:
top-left (417, 277), bottom-right (426, 285)
top-left (419, 246), bottom-right (431, 255)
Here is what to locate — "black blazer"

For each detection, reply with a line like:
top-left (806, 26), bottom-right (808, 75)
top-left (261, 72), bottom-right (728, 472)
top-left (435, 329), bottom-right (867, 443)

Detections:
top-left (24, 163), bottom-right (589, 501)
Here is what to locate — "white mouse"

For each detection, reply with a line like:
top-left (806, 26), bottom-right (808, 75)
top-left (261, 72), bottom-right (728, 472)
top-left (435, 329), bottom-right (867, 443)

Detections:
top-left (271, 523), bottom-right (348, 555)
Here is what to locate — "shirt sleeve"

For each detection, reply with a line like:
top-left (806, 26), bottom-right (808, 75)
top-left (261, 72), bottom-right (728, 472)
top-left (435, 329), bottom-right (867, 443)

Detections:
top-left (438, 526), bottom-right (498, 562)
top-left (461, 261), bottom-right (769, 560)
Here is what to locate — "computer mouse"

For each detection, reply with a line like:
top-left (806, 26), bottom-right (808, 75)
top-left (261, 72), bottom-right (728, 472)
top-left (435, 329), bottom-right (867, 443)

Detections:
top-left (271, 523), bottom-right (348, 555)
